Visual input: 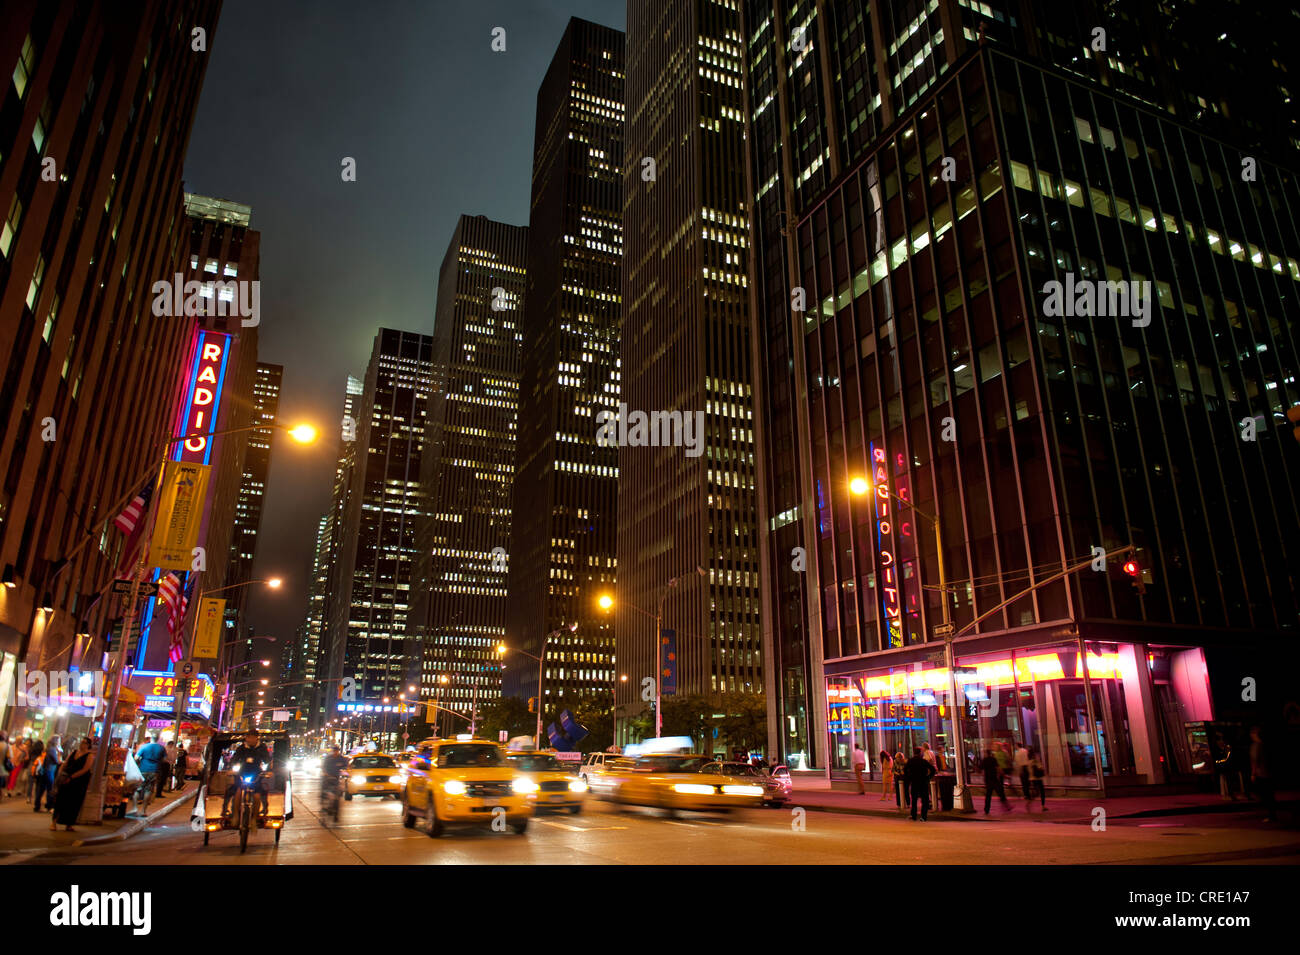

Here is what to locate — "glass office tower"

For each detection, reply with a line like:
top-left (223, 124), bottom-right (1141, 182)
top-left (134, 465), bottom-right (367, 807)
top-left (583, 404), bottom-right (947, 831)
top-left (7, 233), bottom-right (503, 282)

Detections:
top-left (796, 46), bottom-right (1299, 789)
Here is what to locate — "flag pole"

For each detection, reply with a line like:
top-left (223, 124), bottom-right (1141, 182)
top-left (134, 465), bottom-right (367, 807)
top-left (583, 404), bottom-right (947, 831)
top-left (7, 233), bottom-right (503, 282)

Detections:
top-left (81, 456), bottom-right (167, 823)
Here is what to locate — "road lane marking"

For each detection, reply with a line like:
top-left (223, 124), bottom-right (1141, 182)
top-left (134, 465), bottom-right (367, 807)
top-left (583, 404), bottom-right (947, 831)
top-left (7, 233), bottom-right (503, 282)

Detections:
top-left (536, 819), bottom-right (628, 832)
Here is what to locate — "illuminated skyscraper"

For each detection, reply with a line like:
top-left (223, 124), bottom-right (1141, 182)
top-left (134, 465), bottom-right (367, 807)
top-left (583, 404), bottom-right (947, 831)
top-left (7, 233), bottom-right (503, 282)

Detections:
top-left (227, 362), bottom-right (281, 597)
top-left (321, 331), bottom-right (434, 721)
top-left (411, 215), bottom-right (527, 730)
top-left (616, 0), bottom-right (762, 732)
top-left (505, 18), bottom-right (624, 719)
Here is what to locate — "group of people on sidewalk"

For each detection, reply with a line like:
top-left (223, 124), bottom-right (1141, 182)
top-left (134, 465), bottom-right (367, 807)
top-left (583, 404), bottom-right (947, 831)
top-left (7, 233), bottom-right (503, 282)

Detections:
top-left (132, 735), bottom-right (191, 807)
top-left (979, 740), bottom-right (1046, 814)
top-left (0, 731), bottom-right (97, 831)
top-left (852, 738), bottom-right (1048, 819)
top-left (0, 730), bottom-right (196, 833)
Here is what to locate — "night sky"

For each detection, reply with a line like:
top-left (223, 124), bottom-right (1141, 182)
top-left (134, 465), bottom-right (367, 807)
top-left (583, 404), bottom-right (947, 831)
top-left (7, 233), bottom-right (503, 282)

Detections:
top-left (182, 0), bottom-right (626, 652)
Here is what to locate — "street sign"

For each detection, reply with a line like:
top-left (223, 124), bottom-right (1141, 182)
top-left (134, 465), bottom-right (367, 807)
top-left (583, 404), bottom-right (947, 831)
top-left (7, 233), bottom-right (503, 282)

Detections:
top-left (499, 730), bottom-right (507, 743)
top-left (180, 661), bottom-right (194, 676)
top-left (111, 579), bottom-right (158, 598)
top-left (933, 622), bottom-right (955, 639)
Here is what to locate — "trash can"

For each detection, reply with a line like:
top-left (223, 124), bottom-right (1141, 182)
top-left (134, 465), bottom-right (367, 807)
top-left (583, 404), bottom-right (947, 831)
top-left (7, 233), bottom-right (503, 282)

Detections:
top-left (933, 774), bottom-right (956, 811)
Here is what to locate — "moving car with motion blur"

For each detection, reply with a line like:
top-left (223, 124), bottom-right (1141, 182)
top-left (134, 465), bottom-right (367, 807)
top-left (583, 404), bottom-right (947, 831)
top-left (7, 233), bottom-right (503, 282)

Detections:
top-left (401, 736), bottom-right (534, 836)
top-left (345, 753), bottom-right (403, 800)
top-left (506, 750), bottom-right (587, 814)
top-left (702, 761), bottom-right (789, 807)
top-left (594, 754), bottom-right (765, 814)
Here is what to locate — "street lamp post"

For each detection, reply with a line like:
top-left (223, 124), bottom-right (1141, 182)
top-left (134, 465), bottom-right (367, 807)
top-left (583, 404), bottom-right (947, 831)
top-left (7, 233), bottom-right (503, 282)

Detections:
top-left (172, 577), bottom-right (281, 745)
top-left (599, 567), bottom-right (705, 741)
top-left (851, 477), bottom-right (972, 812)
top-left (499, 622), bottom-right (577, 748)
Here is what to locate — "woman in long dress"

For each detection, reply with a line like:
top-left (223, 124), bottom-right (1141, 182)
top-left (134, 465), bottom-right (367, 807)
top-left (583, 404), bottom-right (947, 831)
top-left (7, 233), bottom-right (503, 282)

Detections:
top-left (51, 738), bottom-right (94, 831)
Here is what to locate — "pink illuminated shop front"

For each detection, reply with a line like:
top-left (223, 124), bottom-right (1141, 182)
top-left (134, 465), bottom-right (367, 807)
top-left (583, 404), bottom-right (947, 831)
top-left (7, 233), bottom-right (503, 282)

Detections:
top-left (826, 640), bottom-right (1215, 789)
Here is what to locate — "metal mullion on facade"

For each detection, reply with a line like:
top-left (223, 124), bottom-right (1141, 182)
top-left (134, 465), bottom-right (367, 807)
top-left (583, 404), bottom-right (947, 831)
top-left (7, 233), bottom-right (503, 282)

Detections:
top-left (1191, 138), bottom-right (1286, 627)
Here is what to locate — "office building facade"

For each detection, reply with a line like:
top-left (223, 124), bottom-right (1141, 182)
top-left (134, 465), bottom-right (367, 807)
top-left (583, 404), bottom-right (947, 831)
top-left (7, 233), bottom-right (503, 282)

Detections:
top-left (411, 215), bottom-right (527, 729)
top-left (0, 0), bottom-right (220, 732)
top-left (616, 0), bottom-right (762, 733)
top-left (321, 330), bottom-right (433, 722)
top-left (505, 18), bottom-right (624, 718)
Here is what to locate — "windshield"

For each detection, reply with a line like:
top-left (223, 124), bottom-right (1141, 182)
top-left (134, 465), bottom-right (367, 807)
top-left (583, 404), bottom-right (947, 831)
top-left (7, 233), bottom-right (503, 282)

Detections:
top-left (508, 754), bottom-right (565, 772)
top-left (439, 744), bottom-right (504, 768)
top-left (721, 763), bottom-right (760, 776)
top-left (638, 756), bottom-right (706, 773)
top-left (350, 756), bottom-right (396, 769)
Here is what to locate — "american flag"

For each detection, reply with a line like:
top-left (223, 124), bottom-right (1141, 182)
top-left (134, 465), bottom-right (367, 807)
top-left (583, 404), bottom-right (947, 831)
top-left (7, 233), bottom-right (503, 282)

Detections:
top-left (157, 572), bottom-right (189, 662)
top-left (113, 478), bottom-right (154, 573)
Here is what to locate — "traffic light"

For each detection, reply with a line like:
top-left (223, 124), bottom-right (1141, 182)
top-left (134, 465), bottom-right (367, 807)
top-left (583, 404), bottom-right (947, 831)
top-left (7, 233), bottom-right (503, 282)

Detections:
top-left (1288, 403), bottom-right (1300, 442)
top-left (528, 697), bottom-right (536, 713)
top-left (1123, 553), bottom-right (1147, 595)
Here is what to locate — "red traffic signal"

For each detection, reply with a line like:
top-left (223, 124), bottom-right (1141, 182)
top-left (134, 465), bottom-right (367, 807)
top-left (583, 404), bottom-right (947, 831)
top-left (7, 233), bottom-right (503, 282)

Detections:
top-left (1122, 556), bottom-right (1146, 595)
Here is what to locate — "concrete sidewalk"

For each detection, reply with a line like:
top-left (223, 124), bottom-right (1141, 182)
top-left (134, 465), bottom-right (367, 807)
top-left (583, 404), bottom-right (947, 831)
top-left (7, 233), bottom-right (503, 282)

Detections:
top-left (790, 783), bottom-right (1298, 824)
top-left (0, 783), bottom-right (195, 856)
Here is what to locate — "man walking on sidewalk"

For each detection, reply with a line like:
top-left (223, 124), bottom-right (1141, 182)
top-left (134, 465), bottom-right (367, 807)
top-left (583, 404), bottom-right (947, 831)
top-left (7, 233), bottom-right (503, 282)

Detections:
top-left (852, 744), bottom-right (867, 795)
top-left (981, 749), bottom-right (1011, 814)
top-left (1013, 740), bottom-right (1031, 802)
top-left (906, 746), bottom-right (937, 821)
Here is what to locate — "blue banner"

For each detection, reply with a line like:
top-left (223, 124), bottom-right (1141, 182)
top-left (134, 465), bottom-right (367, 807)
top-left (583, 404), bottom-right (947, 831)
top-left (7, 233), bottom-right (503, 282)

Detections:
top-left (660, 628), bottom-right (677, 696)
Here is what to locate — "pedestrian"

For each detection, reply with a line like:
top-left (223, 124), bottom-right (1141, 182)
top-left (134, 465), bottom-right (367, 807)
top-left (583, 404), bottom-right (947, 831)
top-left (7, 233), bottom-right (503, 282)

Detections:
top-left (33, 736), bottom-right (59, 813)
top-left (981, 748), bottom-right (1011, 814)
top-left (1029, 748), bottom-right (1047, 810)
top-left (1249, 726), bottom-right (1276, 822)
top-left (23, 738), bottom-right (44, 803)
top-left (51, 738), bottom-right (94, 831)
top-left (174, 743), bottom-right (188, 790)
top-left (892, 750), bottom-right (908, 808)
top-left (921, 741), bottom-right (938, 773)
top-left (0, 732), bottom-right (10, 791)
top-left (160, 740), bottom-right (176, 795)
top-left (905, 746), bottom-right (937, 821)
top-left (878, 749), bottom-right (894, 801)
top-left (134, 735), bottom-right (165, 812)
top-left (43, 735), bottom-right (63, 812)
top-left (992, 740), bottom-right (1011, 789)
top-left (7, 736), bottom-right (29, 796)
top-left (1013, 740), bottom-right (1031, 802)
top-left (852, 743), bottom-right (867, 795)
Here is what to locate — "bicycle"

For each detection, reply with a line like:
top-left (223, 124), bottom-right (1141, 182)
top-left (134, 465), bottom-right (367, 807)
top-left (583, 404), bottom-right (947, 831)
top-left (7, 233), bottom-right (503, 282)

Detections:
top-left (320, 775), bottom-right (343, 826)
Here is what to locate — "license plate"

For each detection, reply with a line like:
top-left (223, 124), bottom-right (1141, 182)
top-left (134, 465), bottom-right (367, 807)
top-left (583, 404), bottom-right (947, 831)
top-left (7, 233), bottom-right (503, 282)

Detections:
top-left (549, 794), bottom-right (565, 802)
top-left (482, 799), bottom-right (499, 808)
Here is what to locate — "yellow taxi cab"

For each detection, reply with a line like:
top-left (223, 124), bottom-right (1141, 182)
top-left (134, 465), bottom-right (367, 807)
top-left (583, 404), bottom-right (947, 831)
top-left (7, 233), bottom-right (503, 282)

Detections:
top-left (401, 736), bottom-right (534, 836)
top-left (603, 753), bottom-right (764, 814)
top-left (345, 752), bottom-right (403, 800)
top-left (506, 750), bottom-right (587, 814)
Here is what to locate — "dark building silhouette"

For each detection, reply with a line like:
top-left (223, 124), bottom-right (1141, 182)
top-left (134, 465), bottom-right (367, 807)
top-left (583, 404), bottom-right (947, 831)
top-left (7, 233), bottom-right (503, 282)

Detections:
top-left (505, 18), bottom-right (625, 726)
top-left (409, 216), bottom-right (527, 733)
top-left (0, 0), bottom-right (221, 733)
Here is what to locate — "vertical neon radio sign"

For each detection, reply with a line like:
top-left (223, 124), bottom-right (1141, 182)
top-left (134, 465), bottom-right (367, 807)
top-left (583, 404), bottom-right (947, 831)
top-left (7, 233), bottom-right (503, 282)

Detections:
top-left (177, 330), bottom-right (230, 465)
top-left (870, 443), bottom-right (904, 648)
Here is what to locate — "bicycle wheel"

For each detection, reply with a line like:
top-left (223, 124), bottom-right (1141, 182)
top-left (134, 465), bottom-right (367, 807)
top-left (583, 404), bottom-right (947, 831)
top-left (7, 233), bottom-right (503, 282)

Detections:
top-left (239, 801), bottom-right (251, 853)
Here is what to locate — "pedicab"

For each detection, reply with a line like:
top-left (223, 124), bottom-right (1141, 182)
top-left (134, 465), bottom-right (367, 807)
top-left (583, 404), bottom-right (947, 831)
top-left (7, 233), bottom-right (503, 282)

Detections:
top-left (191, 730), bottom-right (294, 852)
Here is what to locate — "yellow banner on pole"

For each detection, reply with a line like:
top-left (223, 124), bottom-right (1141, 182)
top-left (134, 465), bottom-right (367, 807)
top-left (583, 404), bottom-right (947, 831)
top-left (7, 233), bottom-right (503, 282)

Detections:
top-left (425, 702), bottom-right (436, 724)
top-left (232, 699), bottom-right (244, 727)
top-left (193, 597), bottom-right (225, 658)
top-left (148, 460), bottom-right (210, 570)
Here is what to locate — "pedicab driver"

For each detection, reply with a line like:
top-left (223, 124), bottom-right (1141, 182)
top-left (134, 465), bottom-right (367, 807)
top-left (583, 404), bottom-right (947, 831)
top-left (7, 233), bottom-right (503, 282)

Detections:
top-left (222, 729), bottom-right (273, 818)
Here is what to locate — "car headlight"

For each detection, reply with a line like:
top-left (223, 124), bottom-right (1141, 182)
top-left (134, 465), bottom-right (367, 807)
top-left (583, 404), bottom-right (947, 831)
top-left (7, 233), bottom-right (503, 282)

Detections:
top-left (722, 785), bottom-right (765, 797)
top-left (443, 780), bottom-right (467, 795)
top-left (350, 772), bottom-right (365, 783)
top-left (512, 778), bottom-right (539, 794)
top-left (568, 779), bottom-right (588, 793)
top-left (672, 783), bottom-right (715, 796)
top-left (388, 775), bottom-right (401, 784)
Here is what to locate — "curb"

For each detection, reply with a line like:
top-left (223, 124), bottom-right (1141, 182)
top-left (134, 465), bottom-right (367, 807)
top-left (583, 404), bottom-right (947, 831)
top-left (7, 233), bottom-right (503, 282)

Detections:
top-left (73, 789), bottom-right (194, 847)
top-left (791, 795), bottom-right (1299, 824)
